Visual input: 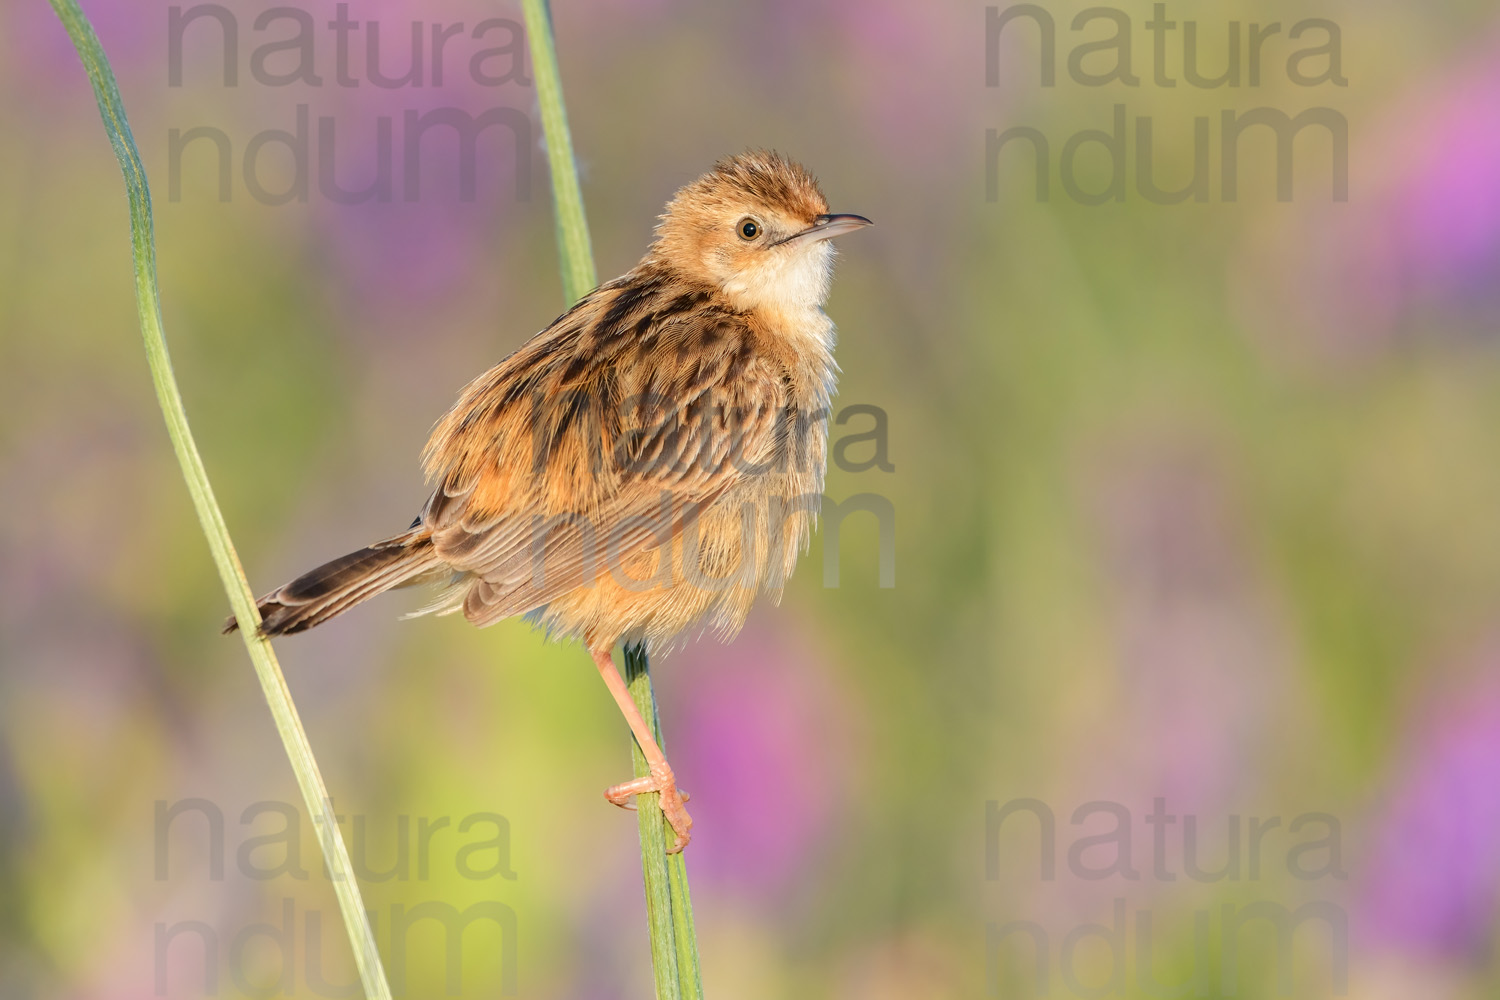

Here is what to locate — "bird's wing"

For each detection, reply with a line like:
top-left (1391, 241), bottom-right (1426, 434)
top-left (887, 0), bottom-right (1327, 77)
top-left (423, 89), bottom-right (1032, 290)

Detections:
top-left (418, 278), bottom-right (788, 624)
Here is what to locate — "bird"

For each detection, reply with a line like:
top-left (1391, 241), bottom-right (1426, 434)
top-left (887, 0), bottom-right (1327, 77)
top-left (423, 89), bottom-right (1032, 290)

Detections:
top-left (226, 151), bottom-right (871, 852)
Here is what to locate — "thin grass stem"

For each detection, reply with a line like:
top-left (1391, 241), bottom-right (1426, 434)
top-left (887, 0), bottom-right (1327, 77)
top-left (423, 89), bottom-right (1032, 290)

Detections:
top-left (47, 3), bottom-right (391, 997)
top-left (519, 4), bottom-right (703, 996)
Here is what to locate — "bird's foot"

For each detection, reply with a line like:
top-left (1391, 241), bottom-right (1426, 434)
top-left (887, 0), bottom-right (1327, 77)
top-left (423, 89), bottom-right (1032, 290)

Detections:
top-left (605, 760), bottom-right (693, 852)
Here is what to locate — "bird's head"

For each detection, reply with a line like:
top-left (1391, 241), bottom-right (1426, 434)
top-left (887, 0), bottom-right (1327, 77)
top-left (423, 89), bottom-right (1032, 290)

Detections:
top-left (649, 151), bottom-right (872, 316)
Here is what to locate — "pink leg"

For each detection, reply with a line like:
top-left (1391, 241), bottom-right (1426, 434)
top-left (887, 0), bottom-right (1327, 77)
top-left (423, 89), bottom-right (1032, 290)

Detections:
top-left (590, 645), bottom-right (693, 853)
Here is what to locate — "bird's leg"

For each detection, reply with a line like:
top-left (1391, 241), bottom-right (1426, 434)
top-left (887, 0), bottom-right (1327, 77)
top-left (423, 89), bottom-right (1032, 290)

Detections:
top-left (589, 645), bottom-right (693, 853)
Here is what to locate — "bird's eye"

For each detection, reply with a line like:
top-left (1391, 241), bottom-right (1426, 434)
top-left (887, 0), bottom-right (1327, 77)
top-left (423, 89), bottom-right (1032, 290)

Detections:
top-left (737, 218), bottom-right (761, 241)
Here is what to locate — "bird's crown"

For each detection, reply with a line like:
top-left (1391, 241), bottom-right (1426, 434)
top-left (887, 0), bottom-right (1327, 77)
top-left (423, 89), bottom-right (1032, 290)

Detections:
top-left (661, 150), bottom-right (829, 229)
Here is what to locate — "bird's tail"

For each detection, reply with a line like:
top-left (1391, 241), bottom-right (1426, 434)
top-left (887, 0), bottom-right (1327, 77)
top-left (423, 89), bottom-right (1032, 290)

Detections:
top-left (224, 530), bottom-right (443, 637)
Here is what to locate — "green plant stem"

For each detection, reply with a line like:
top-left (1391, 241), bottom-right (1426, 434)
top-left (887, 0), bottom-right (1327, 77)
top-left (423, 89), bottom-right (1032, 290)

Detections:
top-left (48, 4), bottom-right (391, 998)
top-left (625, 644), bottom-right (704, 999)
top-left (520, 5), bottom-right (702, 998)
top-left (520, 0), bottom-right (596, 305)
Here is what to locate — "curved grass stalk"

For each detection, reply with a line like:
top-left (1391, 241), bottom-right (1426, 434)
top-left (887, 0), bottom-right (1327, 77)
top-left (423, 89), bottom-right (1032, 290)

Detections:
top-left (46, 3), bottom-right (391, 997)
top-left (519, 3), bottom-right (704, 997)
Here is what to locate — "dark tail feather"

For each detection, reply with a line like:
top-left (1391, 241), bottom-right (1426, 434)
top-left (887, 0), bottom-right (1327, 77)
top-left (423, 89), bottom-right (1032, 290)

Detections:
top-left (224, 531), bottom-right (441, 637)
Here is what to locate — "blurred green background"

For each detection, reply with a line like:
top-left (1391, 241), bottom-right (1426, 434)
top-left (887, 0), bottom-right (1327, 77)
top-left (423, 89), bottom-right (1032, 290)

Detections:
top-left (3, 0), bottom-right (1500, 997)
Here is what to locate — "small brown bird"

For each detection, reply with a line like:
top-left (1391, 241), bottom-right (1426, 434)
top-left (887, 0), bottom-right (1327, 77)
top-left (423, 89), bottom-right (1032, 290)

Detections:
top-left (227, 151), bottom-right (870, 851)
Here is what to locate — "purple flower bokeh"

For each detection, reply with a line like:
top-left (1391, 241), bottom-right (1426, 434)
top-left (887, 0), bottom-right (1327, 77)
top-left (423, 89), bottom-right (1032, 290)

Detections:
top-left (1238, 26), bottom-right (1500, 359)
top-left (298, 3), bottom-right (535, 312)
top-left (827, 0), bottom-right (976, 174)
top-left (7, 0), bottom-right (158, 91)
top-left (1393, 56), bottom-right (1500, 294)
top-left (660, 620), bottom-right (856, 902)
top-left (1357, 660), bottom-right (1500, 960)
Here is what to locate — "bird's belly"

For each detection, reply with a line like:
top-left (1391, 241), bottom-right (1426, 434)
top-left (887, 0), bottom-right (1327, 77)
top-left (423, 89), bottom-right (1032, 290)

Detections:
top-left (530, 466), bottom-right (827, 652)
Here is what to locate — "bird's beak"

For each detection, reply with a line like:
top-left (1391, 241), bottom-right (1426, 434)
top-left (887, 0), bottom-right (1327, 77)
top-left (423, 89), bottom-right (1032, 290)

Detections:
top-left (779, 213), bottom-right (874, 247)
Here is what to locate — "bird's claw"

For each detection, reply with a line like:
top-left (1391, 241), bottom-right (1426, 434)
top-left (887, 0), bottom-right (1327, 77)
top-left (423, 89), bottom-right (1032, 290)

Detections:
top-left (604, 762), bottom-right (693, 851)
